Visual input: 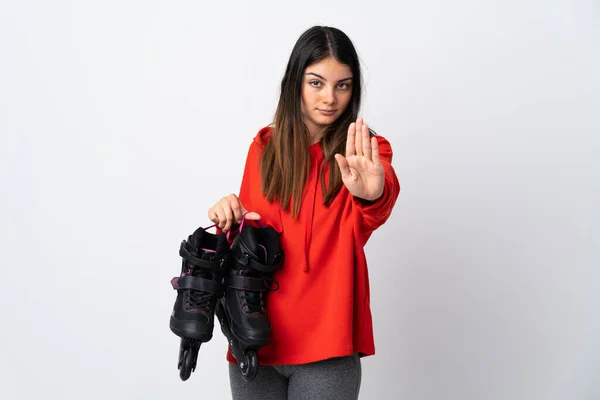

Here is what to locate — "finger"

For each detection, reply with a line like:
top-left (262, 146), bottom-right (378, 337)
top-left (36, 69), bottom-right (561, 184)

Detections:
top-left (346, 122), bottom-right (356, 157)
top-left (222, 199), bottom-right (235, 232)
top-left (229, 196), bottom-right (244, 223)
top-left (355, 118), bottom-right (363, 156)
top-left (335, 154), bottom-right (352, 180)
top-left (371, 136), bottom-right (382, 168)
top-left (362, 123), bottom-right (372, 160)
top-left (214, 206), bottom-right (227, 230)
top-left (208, 208), bottom-right (219, 224)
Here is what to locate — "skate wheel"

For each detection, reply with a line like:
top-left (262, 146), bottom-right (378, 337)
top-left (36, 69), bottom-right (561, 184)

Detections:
top-left (179, 345), bottom-right (199, 381)
top-left (240, 349), bottom-right (258, 382)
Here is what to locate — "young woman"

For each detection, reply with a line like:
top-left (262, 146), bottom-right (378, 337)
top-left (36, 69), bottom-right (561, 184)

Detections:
top-left (208, 25), bottom-right (400, 400)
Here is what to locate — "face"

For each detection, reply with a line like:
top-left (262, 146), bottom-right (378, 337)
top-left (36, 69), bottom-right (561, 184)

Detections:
top-left (301, 56), bottom-right (353, 138)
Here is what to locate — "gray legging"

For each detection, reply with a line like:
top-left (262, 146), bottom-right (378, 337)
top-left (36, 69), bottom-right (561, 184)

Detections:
top-left (229, 354), bottom-right (362, 400)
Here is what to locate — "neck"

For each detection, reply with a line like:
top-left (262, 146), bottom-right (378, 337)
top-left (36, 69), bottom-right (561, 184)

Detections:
top-left (306, 122), bottom-right (324, 145)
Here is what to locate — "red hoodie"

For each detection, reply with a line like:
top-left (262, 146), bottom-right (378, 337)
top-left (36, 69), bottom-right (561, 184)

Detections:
top-left (226, 126), bottom-right (400, 365)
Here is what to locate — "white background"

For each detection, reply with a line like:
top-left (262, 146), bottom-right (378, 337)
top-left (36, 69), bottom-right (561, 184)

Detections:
top-left (1, 0), bottom-right (599, 399)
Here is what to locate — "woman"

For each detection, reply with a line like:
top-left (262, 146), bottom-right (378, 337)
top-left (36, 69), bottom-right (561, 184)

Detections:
top-left (208, 25), bottom-right (400, 400)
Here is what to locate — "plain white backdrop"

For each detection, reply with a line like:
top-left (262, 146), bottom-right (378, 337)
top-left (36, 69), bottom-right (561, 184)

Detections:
top-left (1, 0), bottom-right (598, 399)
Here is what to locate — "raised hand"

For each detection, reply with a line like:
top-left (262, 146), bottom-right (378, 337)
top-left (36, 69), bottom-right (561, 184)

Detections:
top-left (334, 118), bottom-right (385, 201)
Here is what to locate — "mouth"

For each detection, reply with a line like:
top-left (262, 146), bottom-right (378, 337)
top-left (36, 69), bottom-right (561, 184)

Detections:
top-left (317, 109), bottom-right (336, 116)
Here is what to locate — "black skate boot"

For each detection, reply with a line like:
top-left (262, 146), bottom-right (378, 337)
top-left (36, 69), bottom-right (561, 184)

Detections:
top-left (170, 226), bottom-right (229, 381)
top-left (215, 224), bottom-right (284, 381)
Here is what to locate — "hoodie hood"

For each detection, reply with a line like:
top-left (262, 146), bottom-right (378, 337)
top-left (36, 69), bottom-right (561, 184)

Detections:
top-left (253, 126), bottom-right (273, 148)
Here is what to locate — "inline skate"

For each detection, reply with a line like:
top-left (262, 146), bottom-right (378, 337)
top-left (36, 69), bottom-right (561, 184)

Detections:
top-left (215, 223), bottom-right (284, 381)
top-left (170, 226), bottom-right (229, 381)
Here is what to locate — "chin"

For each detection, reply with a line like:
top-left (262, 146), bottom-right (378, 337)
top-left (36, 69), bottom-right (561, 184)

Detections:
top-left (313, 113), bottom-right (338, 124)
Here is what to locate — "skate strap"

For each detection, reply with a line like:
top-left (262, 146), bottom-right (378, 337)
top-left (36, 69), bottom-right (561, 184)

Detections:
top-left (226, 274), bottom-right (270, 291)
top-left (179, 242), bottom-right (224, 271)
top-left (245, 257), bottom-right (279, 273)
top-left (171, 275), bottom-right (225, 296)
top-left (232, 245), bottom-right (280, 273)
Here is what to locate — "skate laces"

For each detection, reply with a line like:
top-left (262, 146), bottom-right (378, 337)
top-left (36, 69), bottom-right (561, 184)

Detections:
top-left (240, 275), bottom-right (279, 313)
top-left (239, 243), bottom-right (280, 313)
top-left (241, 287), bottom-right (263, 314)
top-left (185, 252), bottom-right (218, 312)
top-left (187, 291), bottom-right (213, 312)
top-left (256, 244), bottom-right (280, 291)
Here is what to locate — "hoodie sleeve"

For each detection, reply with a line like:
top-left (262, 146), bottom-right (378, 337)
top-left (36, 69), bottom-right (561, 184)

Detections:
top-left (351, 135), bottom-right (400, 239)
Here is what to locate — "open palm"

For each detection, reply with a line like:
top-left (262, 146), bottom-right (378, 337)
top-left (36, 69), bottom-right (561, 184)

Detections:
top-left (334, 118), bottom-right (384, 201)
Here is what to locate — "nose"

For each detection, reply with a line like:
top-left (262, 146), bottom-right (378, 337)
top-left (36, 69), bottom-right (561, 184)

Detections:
top-left (322, 87), bottom-right (336, 106)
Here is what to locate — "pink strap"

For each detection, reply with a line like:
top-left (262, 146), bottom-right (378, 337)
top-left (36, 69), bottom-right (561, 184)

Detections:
top-left (204, 211), bottom-right (265, 240)
top-left (226, 211), bottom-right (266, 240)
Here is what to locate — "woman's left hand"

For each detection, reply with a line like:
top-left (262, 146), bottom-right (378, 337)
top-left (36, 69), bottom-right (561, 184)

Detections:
top-left (334, 118), bottom-right (385, 201)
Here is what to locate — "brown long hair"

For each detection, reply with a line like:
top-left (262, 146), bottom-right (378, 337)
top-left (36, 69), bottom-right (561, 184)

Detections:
top-left (260, 26), bottom-right (363, 219)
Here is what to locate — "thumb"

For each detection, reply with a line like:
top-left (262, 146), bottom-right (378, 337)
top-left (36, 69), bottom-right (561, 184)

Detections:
top-left (335, 154), bottom-right (351, 180)
top-left (245, 212), bottom-right (261, 220)
top-left (241, 206), bottom-right (261, 220)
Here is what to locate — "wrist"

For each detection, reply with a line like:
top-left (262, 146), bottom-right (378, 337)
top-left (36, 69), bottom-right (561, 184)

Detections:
top-left (355, 188), bottom-right (384, 204)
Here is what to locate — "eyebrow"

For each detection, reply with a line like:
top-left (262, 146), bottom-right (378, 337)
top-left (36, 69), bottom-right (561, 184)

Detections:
top-left (305, 72), bottom-right (353, 82)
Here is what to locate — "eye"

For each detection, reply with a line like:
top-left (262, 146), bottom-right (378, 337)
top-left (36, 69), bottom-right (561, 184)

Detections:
top-left (309, 80), bottom-right (321, 87)
top-left (337, 82), bottom-right (350, 90)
